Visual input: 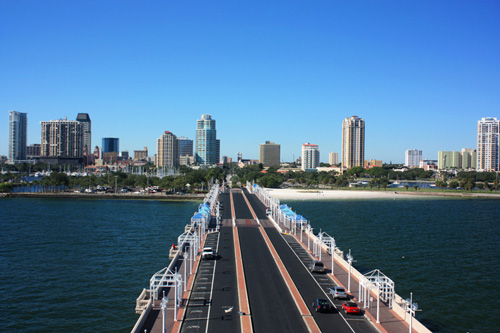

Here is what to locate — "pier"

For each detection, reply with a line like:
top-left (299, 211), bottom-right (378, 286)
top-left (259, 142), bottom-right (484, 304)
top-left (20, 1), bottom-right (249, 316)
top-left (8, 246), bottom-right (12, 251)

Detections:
top-left (132, 184), bottom-right (431, 333)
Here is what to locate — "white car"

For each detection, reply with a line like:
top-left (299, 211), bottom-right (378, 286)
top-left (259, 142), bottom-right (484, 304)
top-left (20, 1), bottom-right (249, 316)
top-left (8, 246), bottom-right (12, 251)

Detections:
top-left (202, 247), bottom-right (214, 260)
top-left (330, 286), bottom-right (348, 299)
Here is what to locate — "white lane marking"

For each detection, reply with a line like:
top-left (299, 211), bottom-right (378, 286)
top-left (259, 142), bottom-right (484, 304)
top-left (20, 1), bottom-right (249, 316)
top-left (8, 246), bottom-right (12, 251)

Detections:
top-left (205, 231), bottom-right (221, 333)
top-left (280, 234), bottom-right (356, 333)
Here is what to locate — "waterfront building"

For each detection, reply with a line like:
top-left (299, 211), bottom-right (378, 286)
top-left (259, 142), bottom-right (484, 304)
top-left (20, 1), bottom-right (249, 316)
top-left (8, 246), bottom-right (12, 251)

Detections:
top-left (40, 118), bottom-right (83, 164)
top-left (195, 114), bottom-right (218, 165)
top-left (102, 138), bottom-right (119, 154)
top-left (76, 113), bottom-right (91, 154)
top-left (438, 151), bottom-right (461, 169)
top-left (178, 137), bottom-right (194, 166)
top-left (8, 111), bottom-right (27, 164)
top-left (405, 149), bottom-right (422, 168)
top-left (26, 144), bottom-right (41, 160)
top-left (259, 141), bottom-right (281, 167)
top-left (420, 159), bottom-right (438, 171)
top-left (134, 147), bottom-right (148, 161)
top-left (477, 117), bottom-right (499, 171)
top-left (329, 152), bottom-right (339, 166)
top-left (156, 131), bottom-right (179, 168)
top-left (364, 159), bottom-right (383, 168)
top-left (342, 116), bottom-right (365, 169)
top-left (461, 148), bottom-right (477, 170)
top-left (302, 143), bottom-right (320, 171)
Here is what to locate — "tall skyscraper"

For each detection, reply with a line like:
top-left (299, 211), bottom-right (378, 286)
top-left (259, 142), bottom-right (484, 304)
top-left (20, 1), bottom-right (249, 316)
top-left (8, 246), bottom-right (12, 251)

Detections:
top-left (102, 138), bottom-right (119, 153)
top-left (329, 152), bottom-right (339, 165)
top-left (438, 151), bottom-right (461, 169)
top-left (8, 111), bottom-right (27, 164)
top-left (477, 117), bottom-right (499, 171)
top-left (195, 114), bottom-right (218, 165)
top-left (405, 149), bottom-right (422, 168)
top-left (40, 118), bottom-right (83, 159)
top-left (342, 116), bottom-right (365, 169)
top-left (301, 143), bottom-right (320, 170)
top-left (259, 141), bottom-right (281, 167)
top-left (76, 113), bottom-right (91, 155)
top-left (156, 131), bottom-right (179, 168)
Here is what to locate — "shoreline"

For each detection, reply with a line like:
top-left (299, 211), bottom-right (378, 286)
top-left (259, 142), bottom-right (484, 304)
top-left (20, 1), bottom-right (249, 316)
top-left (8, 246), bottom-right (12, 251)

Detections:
top-left (1, 192), bottom-right (205, 201)
top-left (265, 188), bottom-right (500, 200)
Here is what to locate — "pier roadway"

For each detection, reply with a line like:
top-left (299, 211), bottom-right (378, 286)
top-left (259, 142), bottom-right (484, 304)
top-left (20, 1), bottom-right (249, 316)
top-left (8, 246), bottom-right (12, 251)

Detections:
top-left (243, 188), bottom-right (378, 333)
top-left (233, 191), bottom-right (309, 332)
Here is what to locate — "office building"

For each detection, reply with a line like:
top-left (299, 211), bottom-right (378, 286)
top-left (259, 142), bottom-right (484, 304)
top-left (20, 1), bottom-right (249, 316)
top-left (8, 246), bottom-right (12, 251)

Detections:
top-left (8, 111), bottom-right (27, 164)
top-left (405, 149), bottom-right (422, 168)
top-left (195, 114), bottom-right (218, 165)
top-left (302, 143), bottom-right (320, 170)
top-left (178, 137), bottom-right (194, 166)
top-left (40, 118), bottom-right (83, 163)
top-left (329, 152), bottom-right (339, 165)
top-left (76, 113), bottom-right (91, 154)
top-left (26, 144), bottom-right (41, 160)
top-left (134, 147), bottom-right (148, 161)
top-left (461, 148), bottom-right (477, 170)
top-left (342, 116), bottom-right (365, 169)
top-left (477, 117), bottom-right (499, 171)
top-left (102, 138), bottom-right (119, 153)
top-left (438, 151), bottom-right (461, 169)
top-left (259, 141), bottom-right (281, 167)
top-left (156, 131), bottom-right (179, 168)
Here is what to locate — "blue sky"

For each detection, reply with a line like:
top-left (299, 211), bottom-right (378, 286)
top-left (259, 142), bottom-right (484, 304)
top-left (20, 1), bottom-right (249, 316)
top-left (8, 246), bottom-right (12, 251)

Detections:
top-left (1, 1), bottom-right (499, 163)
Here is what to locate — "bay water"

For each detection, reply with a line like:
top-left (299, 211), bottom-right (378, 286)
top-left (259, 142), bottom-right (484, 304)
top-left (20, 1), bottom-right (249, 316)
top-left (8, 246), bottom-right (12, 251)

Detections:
top-left (1, 196), bottom-right (499, 332)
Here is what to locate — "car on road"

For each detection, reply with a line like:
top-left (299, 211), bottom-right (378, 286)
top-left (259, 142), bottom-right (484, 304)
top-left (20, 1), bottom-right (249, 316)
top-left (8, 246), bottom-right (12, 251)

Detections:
top-left (312, 298), bottom-right (333, 313)
top-left (202, 247), bottom-right (214, 260)
top-left (330, 286), bottom-right (348, 299)
top-left (309, 260), bottom-right (325, 273)
top-left (342, 301), bottom-right (361, 314)
top-left (266, 208), bottom-right (271, 215)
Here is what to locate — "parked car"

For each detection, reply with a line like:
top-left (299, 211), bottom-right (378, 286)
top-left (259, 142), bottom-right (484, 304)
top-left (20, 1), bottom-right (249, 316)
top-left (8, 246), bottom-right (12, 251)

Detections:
top-left (202, 247), bottom-right (214, 260)
top-left (342, 301), bottom-right (361, 314)
top-left (330, 286), bottom-right (348, 299)
top-left (309, 261), bottom-right (325, 273)
top-left (312, 298), bottom-right (333, 313)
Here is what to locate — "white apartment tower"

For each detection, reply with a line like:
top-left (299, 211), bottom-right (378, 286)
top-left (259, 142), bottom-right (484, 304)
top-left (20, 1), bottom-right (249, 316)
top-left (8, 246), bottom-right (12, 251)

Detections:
top-left (405, 149), bottom-right (422, 168)
top-left (477, 117), bottom-right (499, 171)
top-left (156, 131), bottom-right (179, 168)
top-left (8, 111), bottom-right (27, 164)
top-left (195, 114), bottom-right (218, 165)
top-left (342, 116), bottom-right (365, 169)
top-left (40, 118), bottom-right (83, 158)
top-left (302, 143), bottom-right (320, 170)
top-left (329, 152), bottom-right (339, 165)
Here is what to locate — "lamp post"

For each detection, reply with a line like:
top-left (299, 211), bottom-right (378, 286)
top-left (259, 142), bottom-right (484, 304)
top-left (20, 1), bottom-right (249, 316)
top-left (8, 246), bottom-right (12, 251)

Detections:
top-left (114, 175), bottom-right (118, 193)
top-left (318, 231), bottom-right (323, 261)
top-left (161, 291), bottom-right (168, 333)
top-left (405, 292), bottom-right (419, 333)
top-left (346, 249), bottom-right (354, 292)
top-left (331, 240), bottom-right (336, 275)
top-left (183, 251), bottom-right (188, 291)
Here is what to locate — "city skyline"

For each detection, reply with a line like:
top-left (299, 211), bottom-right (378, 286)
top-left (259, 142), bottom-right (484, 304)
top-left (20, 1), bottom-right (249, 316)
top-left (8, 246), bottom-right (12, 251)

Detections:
top-left (1, 1), bottom-right (499, 163)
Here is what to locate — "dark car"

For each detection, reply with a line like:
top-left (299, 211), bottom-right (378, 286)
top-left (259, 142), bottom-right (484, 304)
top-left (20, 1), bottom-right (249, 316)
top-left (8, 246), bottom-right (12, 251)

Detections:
top-left (312, 298), bottom-right (333, 313)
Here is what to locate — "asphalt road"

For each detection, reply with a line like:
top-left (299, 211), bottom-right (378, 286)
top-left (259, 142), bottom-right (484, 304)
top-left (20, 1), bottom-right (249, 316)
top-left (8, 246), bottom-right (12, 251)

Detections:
top-left (244, 188), bottom-right (378, 333)
top-left (233, 191), bottom-right (308, 333)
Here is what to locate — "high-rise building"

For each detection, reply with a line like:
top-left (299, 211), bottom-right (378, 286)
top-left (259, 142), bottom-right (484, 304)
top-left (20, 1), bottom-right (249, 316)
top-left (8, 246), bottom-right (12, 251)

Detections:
top-left (461, 148), bottom-right (477, 170)
top-left (405, 149), bottom-right (422, 168)
top-left (102, 138), bottom-right (119, 154)
top-left (26, 144), bottom-right (41, 160)
top-left (156, 131), bottom-right (179, 168)
top-left (302, 143), bottom-right (320, 170)
top-left (8, 111), bottom-right (27, 164)
top-left (76, 113), bottom-right (91, 154)
top-left (438, 151), bottom-right (462, 169)
top-left (342, 116), bottom-right (365, 169)
top-left (40, 118), bottom-right (83, 159)
top-left (195, 114), bottom-right (218, 165)
top-left (329, 152), bottom-right (339, 165)
top-left (259, 141), bottom-right (281, 167)
top-left (178, 137), bottom-right (194, 166)
top-left (477, 117), bottom-right (499, 171)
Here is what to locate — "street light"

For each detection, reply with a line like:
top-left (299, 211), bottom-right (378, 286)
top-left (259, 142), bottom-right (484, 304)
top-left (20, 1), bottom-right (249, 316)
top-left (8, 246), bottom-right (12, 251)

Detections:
top-left (183, 251), bottom-right (188, 291)
top-left (114, 175), bottom-right (118, 193)
top-left (330, 239), bottom-right (336, 275)
top-left (346, 249), bottom-right (355, 292)
top-left (161, 291), bottom-right (169, 333)
top-left (405, 292), bottom-right (419, 333)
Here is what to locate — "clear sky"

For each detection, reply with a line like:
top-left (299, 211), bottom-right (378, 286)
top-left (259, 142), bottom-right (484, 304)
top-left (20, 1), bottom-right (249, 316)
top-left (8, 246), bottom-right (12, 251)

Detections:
top-left (1, 1), bottom-right (499, 163)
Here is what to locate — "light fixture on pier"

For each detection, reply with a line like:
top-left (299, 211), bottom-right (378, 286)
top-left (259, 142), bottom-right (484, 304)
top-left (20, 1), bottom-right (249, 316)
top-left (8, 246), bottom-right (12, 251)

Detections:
top-left (161, 291), bottom-right (169, 333)
top-left (405, 292), bottom-right (420, 333)
top-left (346, 249), bottom-right (356, 292)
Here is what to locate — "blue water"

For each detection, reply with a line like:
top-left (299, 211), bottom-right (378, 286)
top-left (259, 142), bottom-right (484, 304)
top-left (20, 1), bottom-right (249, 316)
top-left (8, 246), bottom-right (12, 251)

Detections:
top-left (286, 198), bottom-right (500, 333)
top-left (1, 197), bottom-right (499, 332)
top-left (0, 198), bottom-right (200, 332)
